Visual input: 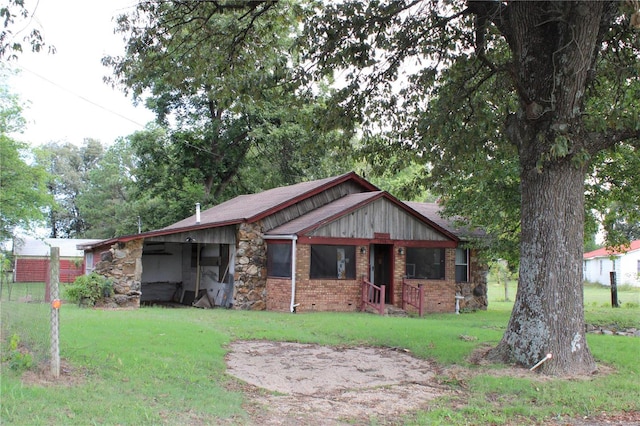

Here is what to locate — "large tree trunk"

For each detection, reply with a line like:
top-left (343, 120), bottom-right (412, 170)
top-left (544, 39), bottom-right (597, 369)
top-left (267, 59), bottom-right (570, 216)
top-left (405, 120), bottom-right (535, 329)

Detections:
top-left (490, 156), bottom-right (596, 375)
top-left (485, 2), bottom-right (606, 375)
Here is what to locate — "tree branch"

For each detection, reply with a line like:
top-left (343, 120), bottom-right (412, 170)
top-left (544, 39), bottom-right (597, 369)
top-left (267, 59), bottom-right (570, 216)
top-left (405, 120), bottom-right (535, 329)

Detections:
top-left (587, 128), bottom-right (640, 154)
top-left (466, 1), bottom-right (511, 44)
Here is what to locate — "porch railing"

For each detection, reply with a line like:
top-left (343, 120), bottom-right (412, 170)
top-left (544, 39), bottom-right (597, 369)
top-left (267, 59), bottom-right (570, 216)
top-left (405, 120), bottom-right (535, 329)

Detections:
top-left (402, 278), bottom-right (424, 317)
top-left (361, 277), bottom-right (385, 315)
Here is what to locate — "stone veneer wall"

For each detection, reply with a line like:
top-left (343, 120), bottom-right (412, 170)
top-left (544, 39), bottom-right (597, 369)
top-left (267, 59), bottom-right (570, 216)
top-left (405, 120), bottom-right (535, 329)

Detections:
top-left (93, 239), bottom-right (143, 308)
top-left (234, 222), bottom-right (267, 310)
top-left (455, 249), bottom-right (488, 311)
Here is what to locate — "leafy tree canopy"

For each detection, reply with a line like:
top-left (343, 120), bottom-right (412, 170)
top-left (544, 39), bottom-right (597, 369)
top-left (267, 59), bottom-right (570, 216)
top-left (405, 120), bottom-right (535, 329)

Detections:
top-left (34, 139), bottom-right (104, 238)
top-left (76, 136), bottom-right (142, 238)
top-left (103, 0), bottom-right (348, 211)
top-left (0, 81), bottom-right (51, 239)
top-left (301, 0), bottom-right (640, 263)
top-left (0, 0), bottom-right (54, 60)
top-left (299, 0), bottom-right (640, 374)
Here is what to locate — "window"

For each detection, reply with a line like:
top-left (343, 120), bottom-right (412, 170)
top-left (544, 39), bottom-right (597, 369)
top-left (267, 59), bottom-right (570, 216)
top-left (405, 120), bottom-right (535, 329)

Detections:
top-left (310, 245), bottom-right (356, 279)
top-left (85, 252), bottom-right (94, 274)
top-left (267, 242), bottom-right (292, 278)
top-left (455, 248), bottom-right (469, 282)
top-left (405, 248), bottom-right (445, 279)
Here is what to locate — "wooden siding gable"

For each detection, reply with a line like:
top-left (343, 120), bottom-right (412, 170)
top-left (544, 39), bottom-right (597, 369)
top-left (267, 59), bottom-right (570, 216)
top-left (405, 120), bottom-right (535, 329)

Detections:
top-left (267, 192), bottom-right (458, 242)
top-left (306, 197), bottom-right (453, 241)
top-left (259, 180), bottom-right (369, 231)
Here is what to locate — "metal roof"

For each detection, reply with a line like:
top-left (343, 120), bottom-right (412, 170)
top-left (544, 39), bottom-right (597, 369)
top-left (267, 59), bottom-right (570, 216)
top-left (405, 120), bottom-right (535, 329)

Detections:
top-left (164, 172), bottom-right (378, 230)
top-left (403, 201), bottom-right (484, 240)
top-left (78, 172), bottom-right (379, 250)
top-left (13, 237), bottom-right (102, 257)
top-left (583, 240), bottom-right (640, 259)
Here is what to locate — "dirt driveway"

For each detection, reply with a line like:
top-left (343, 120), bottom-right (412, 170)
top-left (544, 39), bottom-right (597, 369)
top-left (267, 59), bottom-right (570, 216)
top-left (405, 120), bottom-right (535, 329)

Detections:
top-left (226, 340), bottom-right (640, 426)
top-left (225, 340), bottom-right (452, 425)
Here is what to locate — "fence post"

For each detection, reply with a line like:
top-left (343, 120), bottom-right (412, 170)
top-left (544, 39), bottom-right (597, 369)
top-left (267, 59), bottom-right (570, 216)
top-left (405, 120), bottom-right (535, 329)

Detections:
top-left (49, 247), bottom-right (60, 378)
top-left (609, 271), bottom-right (619, 308)
top-left (402, 278), bottom-right (407, 311)
top-left (45, 257), bottom-right (51, 303)
top-left (418, 284), bottom-right (424, 317)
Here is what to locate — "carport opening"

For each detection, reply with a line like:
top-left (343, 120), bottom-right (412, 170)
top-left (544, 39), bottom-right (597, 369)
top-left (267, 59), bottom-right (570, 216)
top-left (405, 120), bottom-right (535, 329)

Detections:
top-left (140, 242), bottom-right (234, 308)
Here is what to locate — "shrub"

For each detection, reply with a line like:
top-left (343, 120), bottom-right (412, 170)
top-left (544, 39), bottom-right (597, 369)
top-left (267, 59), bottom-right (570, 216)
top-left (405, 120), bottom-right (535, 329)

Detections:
top-left (64, 273), bottom-right (112, 307)
top-left (1, 334), bottom-right (33, 371)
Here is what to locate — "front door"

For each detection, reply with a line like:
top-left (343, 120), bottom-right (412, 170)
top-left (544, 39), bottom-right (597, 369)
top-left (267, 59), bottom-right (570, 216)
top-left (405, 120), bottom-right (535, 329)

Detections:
top-left (370, 244), bottom-right (393, 304)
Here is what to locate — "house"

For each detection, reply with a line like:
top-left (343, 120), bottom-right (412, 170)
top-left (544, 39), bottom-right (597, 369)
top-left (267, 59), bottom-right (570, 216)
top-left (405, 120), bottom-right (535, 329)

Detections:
top-left (12, 237), bottom-right (102, 283)
top-left (583, 240), bottom-right (640, 287)
top-left (78, 172), bottom-right (488, 313)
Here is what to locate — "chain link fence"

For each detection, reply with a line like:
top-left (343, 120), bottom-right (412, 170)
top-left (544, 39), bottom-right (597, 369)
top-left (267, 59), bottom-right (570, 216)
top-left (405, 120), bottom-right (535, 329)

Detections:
top-left (1, 255), bottom-right (53, 370)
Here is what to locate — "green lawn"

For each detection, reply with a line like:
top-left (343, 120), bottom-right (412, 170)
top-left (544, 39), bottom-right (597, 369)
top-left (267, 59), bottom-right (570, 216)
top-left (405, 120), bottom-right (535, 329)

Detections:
top-left (1, 281), bottom-right (639, 425)
top-left (488, 278), bottom-right (640, 310)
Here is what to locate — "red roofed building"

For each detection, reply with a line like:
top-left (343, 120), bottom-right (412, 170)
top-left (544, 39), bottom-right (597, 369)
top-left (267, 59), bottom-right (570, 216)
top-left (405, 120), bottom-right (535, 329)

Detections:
top-left (583, 240), bottom-right (640, 287)
top-left (79, 172), bottom-right (488, 313)
top-left (13, 237), bottom-right (102, 283)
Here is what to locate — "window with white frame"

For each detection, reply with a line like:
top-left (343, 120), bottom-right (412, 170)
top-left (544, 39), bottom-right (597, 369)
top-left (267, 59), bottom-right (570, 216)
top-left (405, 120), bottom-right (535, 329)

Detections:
top-left (85, 252), bottom-right (94, 274)
top-left (455, 248), bottom-right (469, 282)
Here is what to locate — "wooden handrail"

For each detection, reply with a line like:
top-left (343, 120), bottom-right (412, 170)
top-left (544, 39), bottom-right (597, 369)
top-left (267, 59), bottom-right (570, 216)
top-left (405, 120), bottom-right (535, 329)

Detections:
top-left (402, 277), bottom-right (424, 316)
top-left (361, 277), bottom-right (385, 315)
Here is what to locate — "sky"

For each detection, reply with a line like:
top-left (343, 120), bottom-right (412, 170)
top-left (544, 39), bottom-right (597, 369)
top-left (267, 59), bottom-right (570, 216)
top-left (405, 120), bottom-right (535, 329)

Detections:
top-left (6, 0), bottom-right (155, 147)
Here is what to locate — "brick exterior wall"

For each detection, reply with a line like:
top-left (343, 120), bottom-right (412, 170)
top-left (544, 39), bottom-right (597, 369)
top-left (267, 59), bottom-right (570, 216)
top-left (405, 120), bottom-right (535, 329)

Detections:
top-left (401, 248), bottom-right (457, 314)
top-left (265, 244), bottom-right (485, 314)
top-left (266, 277), bottom-right (293, 311)
top-left (267, 244), bottom-right (367, 312)
top-left (393, 249), bottom-right (405, 305)
top-left (14, 258), bottom-right (85, 283)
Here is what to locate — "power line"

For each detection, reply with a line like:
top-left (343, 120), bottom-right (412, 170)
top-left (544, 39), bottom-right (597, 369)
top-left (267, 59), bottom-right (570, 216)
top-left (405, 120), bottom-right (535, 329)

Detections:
top-left (17, 64), bottom-right (149, 129)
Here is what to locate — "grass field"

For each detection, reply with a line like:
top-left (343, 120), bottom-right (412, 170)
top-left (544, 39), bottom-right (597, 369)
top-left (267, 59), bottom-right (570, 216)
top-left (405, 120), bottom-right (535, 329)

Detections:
top-left (1, 280), bottom-right (639, 425)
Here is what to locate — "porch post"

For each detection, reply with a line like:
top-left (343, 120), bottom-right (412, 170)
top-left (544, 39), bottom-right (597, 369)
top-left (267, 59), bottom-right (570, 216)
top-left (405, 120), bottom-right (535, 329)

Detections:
top-left (290, 236), bottom-right (298, 313)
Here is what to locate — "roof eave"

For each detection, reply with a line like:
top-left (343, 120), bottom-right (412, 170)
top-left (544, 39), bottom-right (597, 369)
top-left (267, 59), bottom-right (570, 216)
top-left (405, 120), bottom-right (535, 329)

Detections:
top-left (77, 219), bottom-right (243, 250)
top-left (396, 199), bottom-right (460, 242)
top-left (247, 172), bottom-right (380, 224)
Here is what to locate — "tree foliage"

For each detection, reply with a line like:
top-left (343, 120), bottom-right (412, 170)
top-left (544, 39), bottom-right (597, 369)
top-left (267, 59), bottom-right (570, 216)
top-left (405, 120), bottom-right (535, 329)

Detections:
top-left (97, 0), bottom-right (639, 375)
top-left (300, 1), bottom-right (640, 375)
top-left (0, 0), bottom-right (54, 60)
top-left (34, 139), bottom-right (104, 238)
top-left (587, 143), bottom-right (640, 245)
top-left (0, 82), bottom-right (51, 239)
top-left (103, 0), bottom-right (347, 211)
top-left (76, 137), bottom-right (142, 238)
